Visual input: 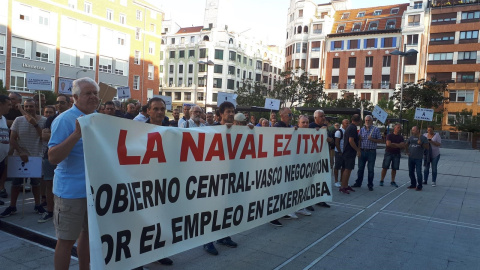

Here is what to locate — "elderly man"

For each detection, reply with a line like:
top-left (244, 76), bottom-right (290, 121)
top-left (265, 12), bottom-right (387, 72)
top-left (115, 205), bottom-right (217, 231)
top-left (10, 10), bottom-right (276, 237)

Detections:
top-left (406, 126), bottom-right (429, 191)
top-left (380, 124), bottom-right (405, 188)
top-left (123, 103), bottom-right (137, 119)
top-left (0, 99), bottom-right (47, 218)
top-left (0, 95), bottom-right (11, 205)
top-left (48, 78), bottom-right (99, 269)
top-left (178, 104), bottom-right (191, 127)
top-left (340, 114), bottom-right (361, 194)
top-left (182, 106), bottom-right (205, 127)
top-left (334, 119), bottom-right (349, 188)
top-left (352, 115), bottom-right (383, 191)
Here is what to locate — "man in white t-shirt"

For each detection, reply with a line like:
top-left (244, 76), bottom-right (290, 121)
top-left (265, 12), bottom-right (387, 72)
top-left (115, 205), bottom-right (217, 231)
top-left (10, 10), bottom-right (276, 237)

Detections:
top-left (333, 119), bottom-right (349, 187)
top-left (0, 95), bottom-right (11, 206)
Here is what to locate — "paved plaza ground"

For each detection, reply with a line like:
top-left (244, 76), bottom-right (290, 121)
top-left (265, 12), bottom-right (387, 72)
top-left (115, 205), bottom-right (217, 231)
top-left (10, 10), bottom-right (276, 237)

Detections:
top-left (1, 147), bottom-right (479, 270)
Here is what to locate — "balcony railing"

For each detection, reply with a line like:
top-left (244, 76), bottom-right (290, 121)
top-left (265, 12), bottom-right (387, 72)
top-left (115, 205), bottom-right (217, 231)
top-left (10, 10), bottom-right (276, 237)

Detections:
top-left (363, 83), bottom-right (372, 89)
top-left (346, 83), bottom-right (355, 89)
top-left (379, 83), bottom-right (391, 89)
top-left (330, 83), bottom-right (339, 89)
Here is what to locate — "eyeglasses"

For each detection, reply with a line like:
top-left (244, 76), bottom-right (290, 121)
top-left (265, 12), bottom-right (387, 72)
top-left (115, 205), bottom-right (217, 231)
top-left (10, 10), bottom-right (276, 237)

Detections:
top-left (288, 113), bottom-right (293, 117)
top-left (56, 101), bottom-right (66, 105)
top-left (191, 111), bottom-right (202, 114)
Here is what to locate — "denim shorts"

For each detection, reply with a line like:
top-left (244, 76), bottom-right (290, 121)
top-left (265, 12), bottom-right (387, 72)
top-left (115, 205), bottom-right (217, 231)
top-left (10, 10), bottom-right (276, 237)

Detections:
top-left (382, 152), bottom-right (401, 170)
top-left (12, 177), bottom-right (41, 186)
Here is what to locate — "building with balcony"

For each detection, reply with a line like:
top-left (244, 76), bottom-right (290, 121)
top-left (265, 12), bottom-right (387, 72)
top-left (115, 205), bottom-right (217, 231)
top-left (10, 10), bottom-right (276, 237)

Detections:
top-left (0, 0), bottom-right (163, 103)
top-left (428, 0), bottom-right (480, 130)
top-left (159, 0), bottom-right (284, 111)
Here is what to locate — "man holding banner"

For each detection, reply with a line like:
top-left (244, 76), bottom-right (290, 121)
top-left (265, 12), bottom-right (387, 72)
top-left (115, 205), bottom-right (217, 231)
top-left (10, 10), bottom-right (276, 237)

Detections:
top-left (48, 77), bottom-right (99, 270)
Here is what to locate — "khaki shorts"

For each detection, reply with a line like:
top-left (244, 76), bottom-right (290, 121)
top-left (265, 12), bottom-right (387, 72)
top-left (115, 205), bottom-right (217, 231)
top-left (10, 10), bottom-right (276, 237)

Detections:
top-left (54, 196), bottom-right (88, 240)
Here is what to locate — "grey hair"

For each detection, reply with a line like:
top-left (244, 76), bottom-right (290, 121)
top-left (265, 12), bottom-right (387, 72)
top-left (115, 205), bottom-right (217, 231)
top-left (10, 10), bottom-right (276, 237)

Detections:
top-left (189, 105), bottom-right (203, 113)
top-left (72, 77), bottom-right (99, 96)
top-left (9, 92), bottom-right (22, 99)
top-left (314, 110), bottom-right (325, 117)
top-left (365, 115), bottom-right (373, 120)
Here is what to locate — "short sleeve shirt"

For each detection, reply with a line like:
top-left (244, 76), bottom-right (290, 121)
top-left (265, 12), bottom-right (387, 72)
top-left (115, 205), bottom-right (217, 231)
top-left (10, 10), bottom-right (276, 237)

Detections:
top-left (407, 135), bottom-right (429, 160)
top-left (0, 117), bottom-right (9, 161)
top-left (49, 105), bottom-right (87, 199)
top-left (11, 116), bottom-right (46, 157)
top-left (343, 123), bottom-right (359, 157)
top-left (386, 133), bottom-right (404, 154)
top-left (334, 128), bottom-right (345, 152)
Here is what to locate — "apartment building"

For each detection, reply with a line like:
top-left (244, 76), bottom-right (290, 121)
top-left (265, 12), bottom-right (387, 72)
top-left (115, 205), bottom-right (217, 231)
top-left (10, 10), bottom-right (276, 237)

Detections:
top-left (0, 0), bottom-right (163, 103)
top-left (428, 0), bottom-right (480, 130)
top-left (160, 0), bottom-right (284, 111)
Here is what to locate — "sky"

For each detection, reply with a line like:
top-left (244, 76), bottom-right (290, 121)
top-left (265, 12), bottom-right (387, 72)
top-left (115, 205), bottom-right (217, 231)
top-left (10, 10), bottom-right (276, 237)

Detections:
top-left (148, 0), bottom-right (409, 46)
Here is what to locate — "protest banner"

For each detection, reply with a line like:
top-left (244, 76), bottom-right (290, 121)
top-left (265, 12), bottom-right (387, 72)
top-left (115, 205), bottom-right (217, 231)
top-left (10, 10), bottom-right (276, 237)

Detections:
top-left (414, 108), bottom-right (434, 121)
top-left (26, 73), bottom-right (52, 91)
top-left (264, 98), bottom-right (280, 111)
top-left (58, 78), bottom-right (74, 95)
top-left (7, 156), bottom-right (42, 178)
top-left (117, 86), bottom-right (131, 100)
top-left (372, 105), bottom-right (388, 124)
top-left (217, 92), bottom-right (237, 107)
top-left (78, 114), bottom-right (332, 269)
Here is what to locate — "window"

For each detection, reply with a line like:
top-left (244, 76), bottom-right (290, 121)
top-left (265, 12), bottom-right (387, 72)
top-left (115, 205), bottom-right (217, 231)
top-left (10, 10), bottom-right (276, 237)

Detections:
top-left (352, 23), bottom-right (361, 32)
top-left (39, 10), bottom-right (49, 26)
top-left (313, 24), bottom-right (322, 34)
top-left (432, 13), bottom-right (457, 24)
top-left (332, 58), bottom-right (340, 68)
top-left (408, 15), bottom-right (420, 26)
top-left (237, 54), bottom-right (241, 62)
top-left (349, 39), bottom-right (359, 49)
top-left (368, 22), bottom-right (378, 31)
top-left (189, 50), bottom-right (195, 58)
top-left (150, 24), bottom-right (156, 33)
top-left (134, 76), bottom-right (140, 89)
top-left (383, 37), bottom-right (394, 47)
top-left (178, 65), bottom-right (183, 74)
top-left (174, 92), bottom-right (181, 100)
top-left (199, 64), bottom-right (206, 72)
top-left (311, 41), bottom-right (320, 51)
top-left (19, 4), bottom-right (31, 21)
top-left (35, 43), bottom-right (55, 63)
top-left (357, 12), bottom-right (365, 18)
top-left (159, 51), bottom-right (164, 61)
top-left (391, 8), bottom-right (399, 14)
top-left (214, 49), bottom-right (223, 60)
top-left (457, 72), bottom-right (475, 82)
top-left (331, 76), bottom-right (339, 87)
top-left (256, 61), bottom-right (262, 70)
top-left (184, 92), bottom-right (191, 101)
top-left (200, 48), bottom-right (207, 58)
top-left (341, 13), bottom-right (350, 19)
top-left (365, 56), bottom-right (373, 67)
top-left (450, 90), bottom-right (474, 102)
top-left (214, 64), bottom-right (223, 74)
top-left (135, 28), bottom-right (141, 40)
top-left (348, 57), bottom-right (356, 68)
top-left (243, 57), bottom-right (247, 64)
top-left (302, 42), bottom-right (307, 53)
top-left (134, 51), bottom-right (140, 65)
top-left (148, 65), bottom-right (154, 80)
top-left (460, 31), bottom-right (479, 40)
top-left (299, 9), bottom-right (303, 18)
top-left (188, 64), bottom-right (193, 73)
top-left (310, 58), bottom-right (319, 68)
top-left (383, 56), bottom-right (391, 67)
top-left (428, 53), bottom-right (453, 61)
top-left (213, 78), bottom-right (222, 88)
top-left (11, 37), bottom-right (32, 59)
top-left (197, 92), bottom-right (204, 101)
top-left (115, 60), bottom-right (127, 75)
top-left (461, 11), bottom-right (480, 20)
top-left (386, 20), bottom-right (396, 29)
top-left (119, 13), bottom-right (126, 24)
top-left (169, 65), bottom-right (174, 74)
top-left (381, 75), bottom-right (390, 83)
top-left (106, 9), bottom-right (113, 20)
top-left (136, 10), bottom-right (142, 20)
top-left (407, 34), bottom-right (418, 45)
top-left (84, 1), bottom-right (92, 14)
top-left (159, 65), bottom-right (163, 73)
top-left (458, 51), bottom-right (477, 60)
top-left (333, 41), bottom-right (342, 50)
top-left (227, 79), bottom-right (234, 90)
top-left (117, 34), bottom-right (125, 46)
top-left (60, 47), bottom-right (76, 66)
top-left (68, 0), bottom-right (77, 9)
top-left (336, 25), bottom-right (345, 33)
top-left (198, 77), bottom-right (205, 87)
top-left (149, 42), bottom-right (155, 55)
top-left (364, 75), bottom-right (372, 84)
top-left (120, 0), bottom-right (127, 6)
top-left (79, 51), bottom-right (95, 69)
top-left (99, 56), bottom-right (112, 73)
top-left (413, 1), bottom-right (422, 9)
top-left (10, 71), bottom-right (27, 91)
top-left (373, 10), bottom-right (382, 16)
top-left (169, 51), bottom-right (175, 59)
top-left (228, 66), bottom-right (235, 75)
top-left (366, 38), bottom-right (376, 48)
top-left (378, 93), bottom-right (389, 101)
top-left (361, 93), bottom-right (371, 101)
top-left (229, 50), bottom-right (236, 61)
top-left (430, 32), bottom-right (455, 42)
top-left (179, 50), bottom-right (185, 58)
top-left (404, 74), bottom-right (416, 83)
top-left (405, 54), bottom-right (417, 65)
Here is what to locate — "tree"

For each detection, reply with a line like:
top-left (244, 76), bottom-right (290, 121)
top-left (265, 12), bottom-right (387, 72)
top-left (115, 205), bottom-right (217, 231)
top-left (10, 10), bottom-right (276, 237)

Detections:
top-left (0, 80), bottom-right (7, 95)
top-left (271, 69), bottom-right (325, 108)
top-left (235, 79), bottom-right (267, 107)
top-left (323, 90), bottom-right (374, 111)
top-left (455, 109), bottom-right (480, 149)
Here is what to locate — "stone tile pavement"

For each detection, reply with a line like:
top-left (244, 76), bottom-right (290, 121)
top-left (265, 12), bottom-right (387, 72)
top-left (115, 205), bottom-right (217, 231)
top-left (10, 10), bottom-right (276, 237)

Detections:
top-left (0, 148), bottom-right (479, 269)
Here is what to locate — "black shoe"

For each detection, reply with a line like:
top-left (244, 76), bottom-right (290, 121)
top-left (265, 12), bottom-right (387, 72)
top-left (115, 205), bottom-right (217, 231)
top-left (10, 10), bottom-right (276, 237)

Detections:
top-left (203, 243), bottom-right (218, 255)
top-left (158, 258), bottom-right (173, 265)
top-left (0, 199), bottom-right (4, 205)
top-left (368, 186), bottom-right (373, 191)
top-left (316, 202), bottom-right (330, 208)
top-left (422, 181), bottom-right (427, 185)
top-left (34, 205), bottom-right (46, 214)
top-left (282, 215), bottom-right (292, 220)
top-left (0, 188), bottom-right (7, 198)
top-left (407, 185), bottom-right (417, 189)
top-left (217, 237), bottom-right (237, 248)
top-left (306, 206), bottom-right (315, 211)
top-left (270, 219), bottom-right (283, 227)
top-left (352, 183), bottom-right (361, 188)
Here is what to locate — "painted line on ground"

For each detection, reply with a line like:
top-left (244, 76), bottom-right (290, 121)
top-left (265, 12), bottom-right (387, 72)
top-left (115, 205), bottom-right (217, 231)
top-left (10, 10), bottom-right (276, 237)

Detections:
top-left (380, 211), bottom-right (480, 230)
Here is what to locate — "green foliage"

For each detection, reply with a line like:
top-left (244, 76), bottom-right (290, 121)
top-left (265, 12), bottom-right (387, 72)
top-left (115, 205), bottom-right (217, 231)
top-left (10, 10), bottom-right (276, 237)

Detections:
top-left (0, 80), bottom-right (8, 95)
top-left (43, 91), bottom-right (58, 105)
top-left (455, 109), bottom-right (480, 134)
top-left (270, 70), bottom-right (325, 108)
top-left (235, 79), bottom-right (267, 107)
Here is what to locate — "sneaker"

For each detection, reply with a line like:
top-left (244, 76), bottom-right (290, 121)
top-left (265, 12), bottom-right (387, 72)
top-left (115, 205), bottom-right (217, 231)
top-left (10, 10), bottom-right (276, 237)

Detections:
top-left (416, 187), bottom-right (422, 191)
top-left (352, 183), bottom-right (361, 188)
top-left (391, 182), bottom-right (398, 188)
top-left (157, 258), bottom-right (173, 265)
top-left (379, 181), bottom-right (384, 186)
top-left (270, 219), bottom-right (283, 227)
top-left (339, 187), bottom-right (350, 194)
top-left (368, 186), bottom-right (374, 191)
top-left (334, 182), bottom-right (341, 187)
top-left (407, 185), bottom-right (417, 189)
top-left (286, 213), bottom-right (298, 219)
top-left (203, 243), bottom-right (219, 255)
top-left (432, 182), bottom-right (436, 187)
top-left (0, 206), bottom-right (17, 218)
top-left (296, 209), bottom-right (312, 216)
top-left (316, 202), bottom-right (331, 208)
top-left (306, 206), bottom-right (315, 211)
top-left (0, 188), bottom-right (7, 198)
top-left (346, 186), bottom-right (356, 192)
top-left (217, 237), bottom-right (237, 248)
top-left (38, 212), bottom-right (53, 223)
top-left (34, 205), bottom-right (46, 214)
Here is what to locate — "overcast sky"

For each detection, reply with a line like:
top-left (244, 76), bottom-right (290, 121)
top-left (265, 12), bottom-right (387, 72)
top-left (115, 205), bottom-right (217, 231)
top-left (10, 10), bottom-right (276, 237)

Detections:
top-left (149, 0), bottom-right (410, 46)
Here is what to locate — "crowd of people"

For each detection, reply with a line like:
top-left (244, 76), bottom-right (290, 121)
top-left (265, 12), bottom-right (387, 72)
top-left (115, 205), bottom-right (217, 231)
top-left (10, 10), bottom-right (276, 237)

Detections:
top-left (0, 78), bottom-right (442, 269)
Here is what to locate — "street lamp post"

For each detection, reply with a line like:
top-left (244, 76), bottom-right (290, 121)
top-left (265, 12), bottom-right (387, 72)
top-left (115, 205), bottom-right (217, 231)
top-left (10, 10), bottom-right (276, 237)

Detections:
top-left (390, 45), bottom-right (418, 124)
top-left (197, 60), bottom-right (214, 111)
top-left (76, 69), bottom-right (88, 78)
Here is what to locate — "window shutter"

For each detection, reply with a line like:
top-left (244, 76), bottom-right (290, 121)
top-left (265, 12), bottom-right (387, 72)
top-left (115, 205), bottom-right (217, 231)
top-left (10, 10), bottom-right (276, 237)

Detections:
top-left (374, 39), bottom-right (378, 48)
top-left (363, 39), bottom-right (367, 49)
top-left (341, 41), bottom-right (344, 50)
top-left (392, 37), bottom-right (397, 47)
top-left (347, 40), bottom-right (351, 50)
top-left (331, 41), bottom-right (334, 50)
top-left (381, 38), bottom-right (385, 48)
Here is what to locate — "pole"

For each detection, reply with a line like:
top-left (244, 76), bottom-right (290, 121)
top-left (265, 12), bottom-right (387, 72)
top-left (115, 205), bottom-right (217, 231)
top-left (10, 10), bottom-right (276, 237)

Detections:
top-left (399, 44), bottom-right (406, 126)
top-left (37, 91), bottom-right (42, 117)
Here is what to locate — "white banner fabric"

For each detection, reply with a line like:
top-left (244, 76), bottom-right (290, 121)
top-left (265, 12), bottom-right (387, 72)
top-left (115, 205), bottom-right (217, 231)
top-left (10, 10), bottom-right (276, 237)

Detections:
top-left (78, 114), bottom-right (332, 270)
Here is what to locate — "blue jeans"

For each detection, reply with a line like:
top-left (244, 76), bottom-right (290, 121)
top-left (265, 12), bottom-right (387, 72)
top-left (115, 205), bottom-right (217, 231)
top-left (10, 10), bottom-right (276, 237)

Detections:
top-left (355, 150), bottom-right (376, 187)
top-left (408, 157), bottom-right (423, 188)
top-left (424, 154), bottom-right (440, 183)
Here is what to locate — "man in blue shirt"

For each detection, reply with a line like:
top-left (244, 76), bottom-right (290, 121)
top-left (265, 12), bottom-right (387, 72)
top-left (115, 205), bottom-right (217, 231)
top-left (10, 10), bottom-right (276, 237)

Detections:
top-left (48, 77), bottom-right (99, 270)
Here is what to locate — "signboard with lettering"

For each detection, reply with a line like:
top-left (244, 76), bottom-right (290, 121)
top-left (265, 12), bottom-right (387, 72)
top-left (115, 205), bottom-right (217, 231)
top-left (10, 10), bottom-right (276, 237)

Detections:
top-left (264, 98), bottom-right (280, 110)
top-left (26, 73), bottom-right (52, 91)
top-left (154, 95), bottom-right (173, 111)
top-left (117, 86), bottom-right (131, 100)
top-left (414, 108), bottom-right (434, 121)
top-left (217, 92), bottom-right (237, 107)
top-left (372, 105), bottom-right (388, 124)
top-left (58, 78), bottom-right (74, 95)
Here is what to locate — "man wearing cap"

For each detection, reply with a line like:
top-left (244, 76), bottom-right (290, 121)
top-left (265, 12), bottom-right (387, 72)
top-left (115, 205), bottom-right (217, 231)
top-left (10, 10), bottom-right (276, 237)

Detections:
top-left (234, 113), bottom-right (248, 126)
